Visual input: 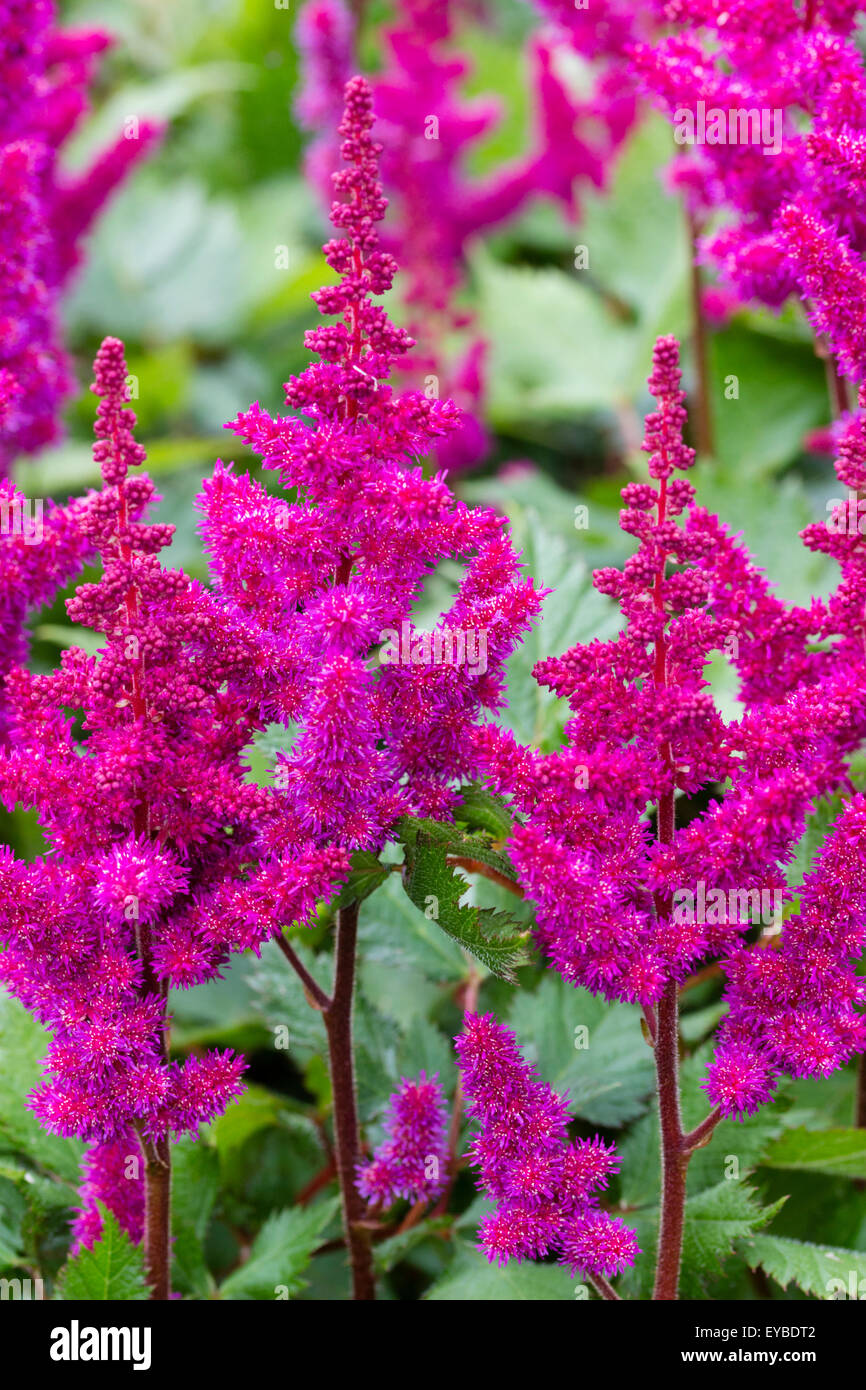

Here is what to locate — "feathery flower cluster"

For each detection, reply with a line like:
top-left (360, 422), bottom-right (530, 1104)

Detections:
top-left (630, 0), bottom-right (866, 375)
top-left (708, 793), bottom-right (866, 1115)
top-left (200, 76), bottom-right (542, 860)
top-left (455, 1013), bottom-right (638, 1278)
top-left (0, 339), bottom-right (269, 1183)
top-left (475, 337), bottom-right (866, 1021)
top-left (702, 387), bottom-right (866, 1114)
top-left (356, 1073), bottom-right (449, 1207)
top-left (0, 1), bottom-right (158, 471)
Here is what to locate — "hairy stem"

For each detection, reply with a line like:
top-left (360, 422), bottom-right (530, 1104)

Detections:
top-left (324, 902), bottom-right (376, 1300)
top-left (683, 1105), bottom-right (723, 1154)
top-left (141, 1133), bottom-right (171, 1300)
top-left (590, 1273), bottom-right (622, 1302)
top-left (274, 931), bottom-right (332, 1011)
top-left (653, 979), bottom-right (687, 1301)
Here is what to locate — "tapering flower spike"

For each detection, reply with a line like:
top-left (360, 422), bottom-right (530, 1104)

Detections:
top-left (200, 76), bottom-right (543, 855)
top-left (0, 338), bottom-right (281, 1257)
top-left (455, 1013), bottom-right (639, 1279)
top-left (356, 1073), bottom-right (449, 1207)
top-left (477, 336), bottom-right (866, 1021)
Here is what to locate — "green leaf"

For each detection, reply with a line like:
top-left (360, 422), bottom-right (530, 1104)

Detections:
top-left (708, 325), bottom-right (828, 480)
top-left (426, 1248), bottom-right (576, 1301)
top-left (477, 116), bottom-right (689, 429)
top-left (245, 943), bottom-right (329, 1064)
top-left (58, 1208), bottom-right (150, 1301)
top-left (619, 1182), bottom-right (785, 1300)
top-left (496, 508), bottom-right (620, 749)
top-left (373, 1218), bottom-right (452, 1275)
top-left (169, 949), bottom-right (267, 1052)
top-left (683, 1182), bottom-right (785, 1278)
top-left (357, 875), bottom-right (467, 983)
top-left (396, 815), bottom-right (518, 884)
top-left (761, 1128), bottom-right (866, 1180)
top-left (508, 973), bottom-right (654, 1127)
top-left (218, 1198), bottom-right (338, 1301)
top-left (739, 1234), bottom-right (866, 1300)
top-left (453, 783), bottom-right (513, 840)
top-left (400, 823), bottom-right (530, 983)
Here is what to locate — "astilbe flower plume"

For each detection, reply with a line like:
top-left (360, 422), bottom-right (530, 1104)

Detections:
top-left (474, 337), bottom-right (866, 1113)
top-left (0, 338), bottom-right (279, 1245)
top-left (199, 76), bottom-right (542, 870)
top-left (356, 1073), bottom-right (449, 1207)
top-left (702, 386), bottom-right (866, 1114)
top-left (455, 1013), bottom-right (638, 1279)
top-left (0, 1), bottom-right (158, 472)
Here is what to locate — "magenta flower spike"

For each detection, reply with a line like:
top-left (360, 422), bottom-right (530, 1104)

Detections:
top-left (200, 76), bottom-right (543, 847)
top-left (0, 337), bottom-right (275, 1288)
top-left (455, 1013), bottom-right (639, 1279)
top-left (356, 1073), bottom-right (450, 1207)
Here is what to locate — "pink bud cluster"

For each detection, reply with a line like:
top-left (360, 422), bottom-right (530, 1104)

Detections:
top-left (294, 1), bottom-right (639, 473)
top-left (0, 477), bottom-right (90, 740)
top-left (455, 1013), bottom-right (639, 1279)
top-left (356, 1072), bottom-right (449, 1207)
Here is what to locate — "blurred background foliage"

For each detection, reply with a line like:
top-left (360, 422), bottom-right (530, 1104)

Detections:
top-left (0, 0), bottom-right (859, 1302)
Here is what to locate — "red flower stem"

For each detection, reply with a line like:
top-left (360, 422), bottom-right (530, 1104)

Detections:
top-left (117, 463), bottom-right (173, 1302)
top-left (274, 932), bottom-right (333, 1011)
top-left (650, 470), bottom-right (689, 1301)
top-left (590, 1273), bottom-right (621, 1302)
top-left (653, 953), bottom-right (687, 1299)
top-left (324, 902), bottom-right (376, 1300)
top-left (814, 332), bottom-right (850, 418)
top-left (682, 1105), bottom-right (724, 1154)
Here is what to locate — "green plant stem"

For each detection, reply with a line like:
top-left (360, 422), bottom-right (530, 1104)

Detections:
top-left (324, 902), bottom-right (376, 1300)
